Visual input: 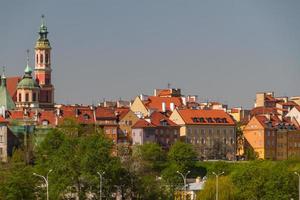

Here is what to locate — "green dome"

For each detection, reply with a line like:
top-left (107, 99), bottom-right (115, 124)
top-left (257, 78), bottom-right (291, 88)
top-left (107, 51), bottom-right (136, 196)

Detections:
top-left (17, 75), bottom-right (40, 90)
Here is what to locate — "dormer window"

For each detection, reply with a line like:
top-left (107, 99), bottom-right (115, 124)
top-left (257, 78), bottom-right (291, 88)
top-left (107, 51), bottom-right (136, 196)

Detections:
top-left (42, 120), bottom-right (49, 126)
top-left (83, 114), bottom-right (90, 120)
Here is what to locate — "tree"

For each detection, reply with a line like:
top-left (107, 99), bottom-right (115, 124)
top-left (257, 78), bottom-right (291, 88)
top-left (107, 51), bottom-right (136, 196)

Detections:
top-left (197, 176), bottom-right (237, 200)
top-left (34, 126), bottom-right (127, 199)
top-left (0, 149), bottom-right (36, 200)
top-left (132, 142), bottom-right (166, 174)
top-left (230, 161), bottom-right (298, 200)
top-left (167, 141), bottom-right (198, 172)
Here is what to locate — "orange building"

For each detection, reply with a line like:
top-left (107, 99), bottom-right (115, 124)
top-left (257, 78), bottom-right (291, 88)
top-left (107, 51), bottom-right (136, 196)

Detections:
top-left (243, 114), bottom-right (299, 160)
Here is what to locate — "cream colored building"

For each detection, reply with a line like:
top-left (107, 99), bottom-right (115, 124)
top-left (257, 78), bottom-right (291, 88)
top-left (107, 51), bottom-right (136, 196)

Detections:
top-left (170, 109), bottom-right (236, 160)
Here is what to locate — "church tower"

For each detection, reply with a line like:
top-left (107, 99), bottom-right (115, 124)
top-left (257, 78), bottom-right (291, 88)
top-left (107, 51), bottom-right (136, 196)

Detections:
top-left (35, 15), bottom-right (54, 109)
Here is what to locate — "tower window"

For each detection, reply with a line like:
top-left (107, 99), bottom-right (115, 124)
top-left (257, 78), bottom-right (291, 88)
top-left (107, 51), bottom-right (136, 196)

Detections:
top-left (40, 54), bottom-right (43, 64)
top-left (25, 93), bottom-right (29, 102)
top-left (36, 54), bottom-right (39, 64)
top-left (18, 93), bottom-right (21, 102)
top-left (45, 53), bottom-right (49, 64)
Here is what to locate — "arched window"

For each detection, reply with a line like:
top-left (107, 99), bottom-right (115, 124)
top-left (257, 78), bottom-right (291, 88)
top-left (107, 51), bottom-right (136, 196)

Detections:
top-left (36, 54), bottom-right (39, 64)
top-left (18, 93), bottom-right (22, 102)
top-left (45, 53), bottom-right (49, 64)
top-left (25, 93), bottom-right (29, 102)
top-left (40, 54), bottom-right (43, 64)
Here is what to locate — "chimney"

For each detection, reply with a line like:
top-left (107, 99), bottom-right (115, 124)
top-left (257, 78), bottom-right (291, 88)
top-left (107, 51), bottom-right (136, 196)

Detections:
top-left (162, 102), bottom-right (166, 112)
top-left (182, 97), bottom-right (187, 106)
top-left (170, 103), bottom-right (175, 111)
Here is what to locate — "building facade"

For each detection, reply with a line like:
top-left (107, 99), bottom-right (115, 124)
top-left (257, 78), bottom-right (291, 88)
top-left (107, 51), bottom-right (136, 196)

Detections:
top-left (170, 109), bottom-right (236, 160)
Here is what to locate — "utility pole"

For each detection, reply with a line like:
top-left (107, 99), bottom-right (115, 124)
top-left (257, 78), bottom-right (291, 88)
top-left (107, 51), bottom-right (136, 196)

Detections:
top-left (212, 172), bottom-right (224, 200)
top-left (176, 170), bottom-right (190, 200)
top-left (33, 169), bottom-right (52, 200)
top-left (97, 171), bottom-right (105, 200)
top-left (295, 172), bottom-right (300, 200)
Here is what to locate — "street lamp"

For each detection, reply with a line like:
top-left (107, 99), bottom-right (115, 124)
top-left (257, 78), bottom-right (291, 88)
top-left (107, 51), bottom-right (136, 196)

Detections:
top-left (33, 169), bottom-right (52, 200)
top-left (97, 171), bottom-right (105, 200)
top-left (212, 171), bottom-right (224, 200)
top-left (176, 170), bottom-right (190, 200)
top-left (295, 172), bottom-right (300, 200)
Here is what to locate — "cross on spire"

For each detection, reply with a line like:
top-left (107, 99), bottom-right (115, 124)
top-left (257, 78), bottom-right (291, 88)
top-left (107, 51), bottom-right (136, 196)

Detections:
top-left (26, 49), bottom-right (30, 66)
top-left (41, 14), bottom-right (45, 26)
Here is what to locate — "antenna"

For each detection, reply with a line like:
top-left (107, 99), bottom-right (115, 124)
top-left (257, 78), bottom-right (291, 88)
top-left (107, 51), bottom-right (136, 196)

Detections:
top-left (167, 82), bottom-right (171, 89)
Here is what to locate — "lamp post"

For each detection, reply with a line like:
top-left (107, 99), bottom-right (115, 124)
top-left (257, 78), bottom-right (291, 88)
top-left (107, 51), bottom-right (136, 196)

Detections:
top-left (33, 169), bottom-right (52, 200)
top-left (295, 172), bottom-right (300, 200)
top-left (97, 171), bottom-right (105, 200)
top-left (212, 171), bottom-right (224, 200)
top-left (176, 170), bottom-right (190, 200)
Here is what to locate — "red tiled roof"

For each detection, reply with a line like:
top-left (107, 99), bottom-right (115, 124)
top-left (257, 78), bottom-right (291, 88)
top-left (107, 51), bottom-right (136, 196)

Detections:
top-left (250, 107), bottom-right (279, 116)
top-left (157, 89), bottom-right (172, 97)
top-left (0, 116), bottom-right (7, 123)
top-left (6, 77), bottom-right (21, 100)
top-left (254, 114), bottom-right (298, 129)
top-left (177, 109), bottom-right (235, 125)
top-left (95, 107), bottom-right (117, 119)
top-left (144, 96), bottom-right (183, 112)
top-left (150, 112), bottom-right (178, 127)
top-left (132, 119), bottom-right (155, 128)
top-left (115, 107), bottom-right (130, 120)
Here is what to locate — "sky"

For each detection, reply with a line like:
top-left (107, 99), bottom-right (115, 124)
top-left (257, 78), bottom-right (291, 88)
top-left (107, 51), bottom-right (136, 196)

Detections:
top-left (0, 1), bottom-right (299, 108)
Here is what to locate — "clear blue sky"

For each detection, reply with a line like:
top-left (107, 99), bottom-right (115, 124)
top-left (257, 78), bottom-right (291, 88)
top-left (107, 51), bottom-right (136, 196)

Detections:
top-left (0, 1), bottom-right (299, 108)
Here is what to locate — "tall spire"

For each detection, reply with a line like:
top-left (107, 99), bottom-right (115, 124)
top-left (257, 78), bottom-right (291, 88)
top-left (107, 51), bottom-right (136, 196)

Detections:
top-left (39, 14), bottom-right (48, 40)
top-left (41, 14), bottom-right (46, 27)
top-left (1, 66), bottom-right (6, 87)
top-left (24, 49), bottom-right (32, 75)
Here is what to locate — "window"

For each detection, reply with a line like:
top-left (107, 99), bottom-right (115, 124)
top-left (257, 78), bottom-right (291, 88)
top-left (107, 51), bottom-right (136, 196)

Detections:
top-left (18, 93), bottom-right (22, 102)
top-left (36, 54), bottom-right (39, 63)
top-left (0, 148), bottom-right (2, 155)
top-left (224, 138), bottom-right (227, 144)
top-left (0, 135), bottom-right (3, 143)
top-left (33, 92), bottom-right (36, 102)
top-left (40, 54), bottom-right (43, 64)
top-left (45, 53), bottom-right (49, 64)
top-left (208, 129), bottom-right (212, 134)
top-left (25, 93), bottom-right (29, 102)
top-left (83, 114), bottom-right (90, 120)
top-left (42, 120), bottom-right (49, 126)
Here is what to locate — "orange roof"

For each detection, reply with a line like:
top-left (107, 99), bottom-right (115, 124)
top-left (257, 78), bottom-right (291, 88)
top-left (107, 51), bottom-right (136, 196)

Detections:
top-left (157, 89), bottom-right (172, 97)
top-left (150, 111), bottom-right (178, 127)
top-left (95, 107), bottom-right (117, 119)
top-left (144, 96), bottom-right (183, 112)
top-left (6, 77), bottom-right (21, 100)
top-left (177, 109), bottom-right (235, 125)
top-left (115, 107), bottom-right (130, 120)
top-left (250, 107), bottom-right (279, 116)
top-left (254, 114), bottom-right (298, 129)
top-left (0, 116), bottom-right (7, 123)
top-left (132, 119), bottom-right (155, 128)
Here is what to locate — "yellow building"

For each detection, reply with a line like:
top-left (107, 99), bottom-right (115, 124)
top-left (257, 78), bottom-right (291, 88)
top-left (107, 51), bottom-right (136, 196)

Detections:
top-left (118, 110), bottom-right (140, 144)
